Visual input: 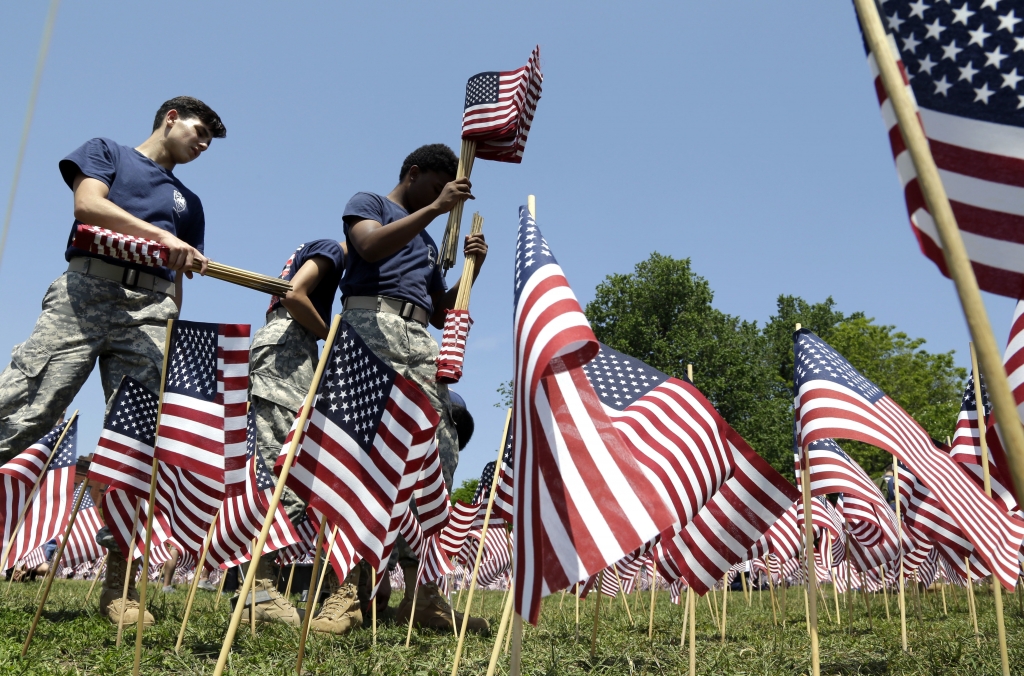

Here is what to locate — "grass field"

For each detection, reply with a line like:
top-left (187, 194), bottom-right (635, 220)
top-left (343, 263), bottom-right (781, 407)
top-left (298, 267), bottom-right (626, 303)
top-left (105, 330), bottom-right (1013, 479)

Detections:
top-left (0, 577), bottom-right (1022, 675)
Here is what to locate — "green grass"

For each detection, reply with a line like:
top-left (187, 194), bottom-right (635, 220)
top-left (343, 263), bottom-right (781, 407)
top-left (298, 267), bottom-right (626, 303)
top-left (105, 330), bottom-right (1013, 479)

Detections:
top-left (1, 578), bottom-right (1023, 674)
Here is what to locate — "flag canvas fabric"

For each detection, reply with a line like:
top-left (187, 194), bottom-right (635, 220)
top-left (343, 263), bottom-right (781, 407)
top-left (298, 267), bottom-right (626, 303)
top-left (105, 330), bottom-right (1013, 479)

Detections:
top-left (59, 484), bottom-right (103, 568)
top-left (154, 320), bottom-right (250, 492)
top-left (72, 224), bottom-right (169, 268)
top-left (861, 2), bottom-right (1024, 299)
top-left (88, 376), bottom-right (159, 496)
top-left (511, 206), bottom-right (675, 623)
top-left (986, 299), bottom-right (1024, 506)
top-left (278, 318), bottom-right (438, 581)
top-left (462, 46), bottom-right (542, 163)
top-left (436, 310), bottom-right (472, 384)
top-left (439, 501), bottom-right (482, 557)
top-left (4, 418), bottom-right (77, 569)
top-left (950, 376), bottom-right (1017, 513)
top-left (793, 328), bottom-right (1024, 589)
top-left (411, 439), bottom-right (450, 538)
top-left (275, 515), bottom-right (317, 566)
top-left (1, 419), bottom-right (72, 559)
top-left (207, 409), bottom-right (300, 568)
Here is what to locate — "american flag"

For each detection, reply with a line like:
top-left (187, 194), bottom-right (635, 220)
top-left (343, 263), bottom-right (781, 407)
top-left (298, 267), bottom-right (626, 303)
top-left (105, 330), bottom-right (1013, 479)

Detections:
top-left (411, 440), bottom-right (451, 537)
top-left (18, 542), bottom-right (49, 570)
top-left (950, 376), bottom-right (1017, 512)
top-left (72, 224), bottom-right (169, 268)
top-left (472, 461), bottom-right (494, 506)
top-left (472, 526), bottom-right (512, 587)
top-left (436, 310), bottom-right (472, 384)
top-left (275, 515), bottom-right (317, 566)
top-left (207, 409), bottom-right (300, 568)
top-left (278, 319), bottom-right (438, 580)
top-left (462, 46), bottom-right (542, 163)
top-left (803, 438), bottom-right (902, 571)
top-left (439, 500), bottom-right (481, 557)
top-left (746, 502), bottom-right (803, 564)
top-left (154, 320), bottom-right (250, 491)
top-left (3, 419), bottom-right (77, 569)
top-left (985, 299), bottom-right (1024, 505)
top-left (1, 420), bottom-right (72, 561)
top-left (59, 484), bottom-right (103, 568)
top-left (511, 206), bottom-right (675, 623)
top-left (89, 376), bottom-right (158, 497)
top-left (655, 427), bottom-right (800, 595)
top-left (863, 1), bottom-right (1024, 298)
top-left (794, 328), bottom-right (1024, 588)
top-left (493, 430), bottom-right (515, 524)
top-left (100, 488), bottom-right (147, 559)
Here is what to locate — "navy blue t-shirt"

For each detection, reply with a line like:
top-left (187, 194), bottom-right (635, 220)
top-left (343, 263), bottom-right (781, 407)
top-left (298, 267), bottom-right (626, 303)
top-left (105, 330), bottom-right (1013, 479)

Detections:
top-left (341, 192), bottom-right (446, 312)
top-left (59, 137), bottom-right (205, 281)
top-left (267, 239), bottom-right (346, 326)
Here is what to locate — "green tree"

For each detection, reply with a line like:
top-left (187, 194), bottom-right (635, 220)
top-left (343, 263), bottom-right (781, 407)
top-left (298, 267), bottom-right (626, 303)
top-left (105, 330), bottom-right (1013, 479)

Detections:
top-left (450, 478), bottom-right (479, 505)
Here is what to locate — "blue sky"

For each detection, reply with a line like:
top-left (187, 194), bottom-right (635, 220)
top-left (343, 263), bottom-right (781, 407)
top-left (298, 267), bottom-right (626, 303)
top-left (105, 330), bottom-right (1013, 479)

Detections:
top-left (0, 2), bottom-right (1015, 487)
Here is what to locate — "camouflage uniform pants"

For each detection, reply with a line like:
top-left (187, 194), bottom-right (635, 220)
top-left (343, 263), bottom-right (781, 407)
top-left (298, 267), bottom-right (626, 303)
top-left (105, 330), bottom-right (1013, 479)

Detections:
top-left (248, 314), bottom-right (319, 525)
top-left (0, 271), bottom-right (177, 463)
top-left (343, 309), bottom-right (458, 569)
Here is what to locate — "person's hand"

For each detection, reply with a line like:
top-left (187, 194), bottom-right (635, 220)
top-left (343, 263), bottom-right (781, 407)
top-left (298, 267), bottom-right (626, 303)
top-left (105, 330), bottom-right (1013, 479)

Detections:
top-left (156, 230), bottom-right (208, 275)
top-left (432, 177), bottom-right (474, 214)
top-left (464, 233), bottom-right (487, 266)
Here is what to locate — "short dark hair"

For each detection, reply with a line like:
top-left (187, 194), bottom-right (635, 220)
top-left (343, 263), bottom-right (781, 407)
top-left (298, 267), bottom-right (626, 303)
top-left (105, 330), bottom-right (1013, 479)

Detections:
top-left (152, 96), bottom-right (226, 138)
top-left (399, 143), bottom-right (458, 181)
top-left (450, 402), bottom-right (475, 450)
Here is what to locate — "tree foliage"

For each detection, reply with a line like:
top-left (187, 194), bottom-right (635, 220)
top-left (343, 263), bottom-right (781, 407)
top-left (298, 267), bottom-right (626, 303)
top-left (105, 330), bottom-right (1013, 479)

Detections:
top-left (584, 253), bottom-right (966, 478)
top-left (450, 478), bottom-right (479, 505)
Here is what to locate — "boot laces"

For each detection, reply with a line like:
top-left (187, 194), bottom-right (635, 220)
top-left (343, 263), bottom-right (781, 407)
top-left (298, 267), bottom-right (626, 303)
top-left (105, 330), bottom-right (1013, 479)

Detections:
top-left (319, 589), bottom-right (355, 620)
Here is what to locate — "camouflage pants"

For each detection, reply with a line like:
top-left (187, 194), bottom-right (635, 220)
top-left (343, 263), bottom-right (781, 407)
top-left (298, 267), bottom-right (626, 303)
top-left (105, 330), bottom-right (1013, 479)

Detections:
top-left (343, 308), bottom-right (458, 569)
top-left (248, 315), bottom-right (319, 524)
top-left (0, 271), bottom-right (177, 463)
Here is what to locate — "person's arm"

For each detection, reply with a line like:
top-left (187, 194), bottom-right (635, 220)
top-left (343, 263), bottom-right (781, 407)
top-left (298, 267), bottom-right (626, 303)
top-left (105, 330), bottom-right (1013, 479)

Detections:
top-left (280, 257), bottom-right (333, 340)
top-left (71, 173), bottom-right (208, 274)
top-left (429, 233), bottom-right (488, 328)
top-left (346, 179), bottom-right (473, 262)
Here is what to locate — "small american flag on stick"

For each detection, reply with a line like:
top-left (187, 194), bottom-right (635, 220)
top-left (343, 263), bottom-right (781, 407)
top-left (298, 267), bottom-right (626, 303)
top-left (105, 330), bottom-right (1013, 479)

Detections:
top-left (89, 376), bottom-right (159, 497)
top-left (59, 484), bottom-right (104, 568)
top-left (277, 318), bottom-right (439, 581)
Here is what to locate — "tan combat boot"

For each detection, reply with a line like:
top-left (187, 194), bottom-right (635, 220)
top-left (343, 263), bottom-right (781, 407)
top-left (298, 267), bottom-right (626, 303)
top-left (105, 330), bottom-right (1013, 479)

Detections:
top-left (310, 566), bottom-right (362, 635)
top-left (396, 569), bottom-right (489, 636)
top-left (99, 553), bottom-right (155, 627)
top-left (235, 558), bottom-right (301, 627)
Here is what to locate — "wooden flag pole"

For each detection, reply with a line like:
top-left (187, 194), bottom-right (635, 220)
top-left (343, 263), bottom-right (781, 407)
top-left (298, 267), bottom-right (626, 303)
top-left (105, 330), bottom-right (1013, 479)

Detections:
top-left (880, 565), bottom-right (891, 621)
top-left (720, 573), bottom-right (728, 644)
top-left (575, 581), bottom-right (580, 641)
top-left (766, 560), bottom-right (778, 627)
top-left (22, 477), bottom-right (90, 656)
top-left (940, 580), bottom-right (948, 616)
top-left (892, 458), bottom-right (909, 652)
top-left (213, 567), bottom-right (227, 609)
top-left (284, 562), bottom-right (297, 600)
top-left (741, 565), bottom-right (750, 606)
top-left (440, 140), bottom-right (478, 272)
top-left (800, 442), bottom-right (821, 676)
top-left (250, 539), bottom-right (258, 637)
top-left (832, 574), bottom-right (842, 626)
top-left (213, 315), bottom-right (342, 676)
top-left (133, 319), bottom-right (177, 676)
top-left (486, 583), bottom-right (515, 676)
top-left (371, 568), bottom-right (377, 646)
top-left (509, 195), bottom-right (540, 676)
top-left (404, 568), bottom-right (421, 648)
top-left (115, 499), bottom-right (143, 647)
top-left (296, 516), bottom-right (330, 674)
top-left (450, 408), bottom-right (512, 676)
top-left (84, 558), bottom-right (105, 604)
top-left (612, 564), bottom-right (635, 627)
top-left (453, 212), bottom-right (485, 311)
top-left (859, 570), bottom-right (873, 631)
top-left (966, 557), bottom-right (981, 647)
top-left (970, 342), bottom-right (1011, 676)
top-left (648, 564), bottom-right (658, 639)
top-left (1, 410), bottom-right (79, 586)
top-left (706, 592), bottom-right (720, 632)
top-left (589, 570), bottom-right (605, 660)
top-left (679, 586), bottom-right (689, 648)
top-left (853, 0), bottom-right (1024, 504)
top-left (688, 586), bottom-right (696, 676)
top-left (175, 508), bottom-right (220, 654)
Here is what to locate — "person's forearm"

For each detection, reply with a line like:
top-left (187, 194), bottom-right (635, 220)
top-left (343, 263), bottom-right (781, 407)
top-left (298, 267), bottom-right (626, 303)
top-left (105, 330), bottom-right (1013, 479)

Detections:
top-left (280, 296), bottom-right (329, 340)
top-left (74, 193), bottom-right (172, 243)
top-left (350, 205), bottom-right (443, 262)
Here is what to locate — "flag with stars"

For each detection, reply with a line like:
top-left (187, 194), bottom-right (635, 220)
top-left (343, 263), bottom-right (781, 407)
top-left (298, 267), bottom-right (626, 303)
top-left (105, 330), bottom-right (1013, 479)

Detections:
top-left (472, 461), bottom-right (495, 505)
top-left (278, 319), bottom-right (438, 581)
top-left (1, 419), bottom-right (71, 555)
top-left (462, 46), bottom-right (543, 163)
top-left (985, 299), bottom-right (1024, 506)
top-left (3, 418), bottom-right (77, 569)
top-left (154, 319), bottom-right (251, 491)
top-left (511, 205), bottom-right (675, 624)
top-left (89, 376), bottom-right (159, 497)
top-left (862, 1), bottom-right (1024, 298)
top-left (950, 375), bottom-right (1018, 513)
top-left (491, 427), bottom-right (516, 525)
top-left (59, 484), bottom-right (103, 568)
top-left (206, 408), bottom-right (300, 568)
top-left (794, 327), bottom-right (1024, 589)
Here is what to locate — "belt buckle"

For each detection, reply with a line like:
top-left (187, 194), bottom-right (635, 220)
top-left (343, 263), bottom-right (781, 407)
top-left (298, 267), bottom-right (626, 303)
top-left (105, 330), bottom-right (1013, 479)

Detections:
top-left (121, 267), bottom-right (139, 289)
top-left (399, 302), bottom-right (414, 320)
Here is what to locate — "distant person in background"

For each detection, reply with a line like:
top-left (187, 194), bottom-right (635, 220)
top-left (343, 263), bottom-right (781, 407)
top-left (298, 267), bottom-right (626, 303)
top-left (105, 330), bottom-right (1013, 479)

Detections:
top-left (881, 467), bottom-right (896, 511)
top-left (237, 239), bottom-right (347, 630)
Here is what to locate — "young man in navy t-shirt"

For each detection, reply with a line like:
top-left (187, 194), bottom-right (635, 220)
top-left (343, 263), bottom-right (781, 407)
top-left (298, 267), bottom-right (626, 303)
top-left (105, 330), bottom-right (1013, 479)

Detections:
top-left (239, 238), bottom-right (347, 629)
top-left (340, 143), bottom-right (488, 634)
top-left (0, 96), bottom-right (225, 626)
